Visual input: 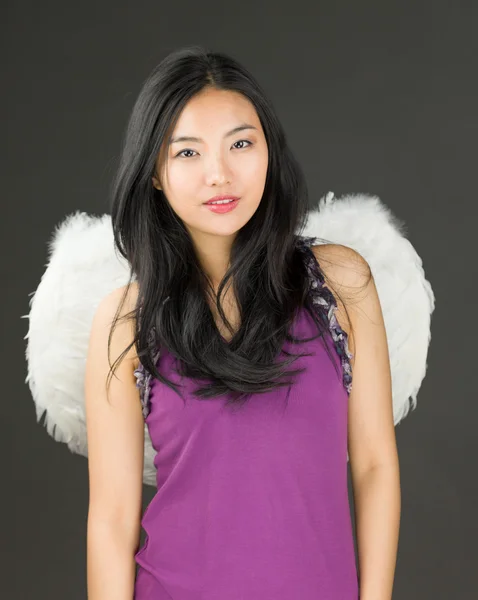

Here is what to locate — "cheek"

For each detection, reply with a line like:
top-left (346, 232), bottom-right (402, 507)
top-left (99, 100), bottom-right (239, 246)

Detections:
top-left (243, 153), bottom-right (268, 190)
top-left (165, 162), bottom-right (195, 197)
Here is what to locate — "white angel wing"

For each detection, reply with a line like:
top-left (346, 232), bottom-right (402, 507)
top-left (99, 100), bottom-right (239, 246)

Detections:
top-left (24, 193), bottom-right (434, 487)
top-left (304, 191), bottom-right (435, 425)
top-left (22, 211), bottom-right (158, 487)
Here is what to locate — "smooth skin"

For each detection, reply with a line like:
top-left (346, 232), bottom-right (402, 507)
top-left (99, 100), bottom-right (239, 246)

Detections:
top-left (85, 283), bottom-right (143, 600)
top-left (85, 88), bottom-right (400, 599)
top-left (153, 87), bottom-right (269, 292)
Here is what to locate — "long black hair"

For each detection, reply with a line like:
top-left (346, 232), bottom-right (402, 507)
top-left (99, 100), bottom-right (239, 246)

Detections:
top-left (107, 45), bottom-right (351, 409)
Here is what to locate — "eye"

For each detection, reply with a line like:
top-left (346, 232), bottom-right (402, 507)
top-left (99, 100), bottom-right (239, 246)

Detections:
top-left (232, 139), bottom-right (253, 150)
top-left (175, 139), bottom-right (253, 159)
top-left (175, 149), bottom-right (197, 159)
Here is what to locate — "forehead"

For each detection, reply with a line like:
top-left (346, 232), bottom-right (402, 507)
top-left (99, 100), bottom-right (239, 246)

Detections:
top-left (171, 88), bottom-right (261, 136)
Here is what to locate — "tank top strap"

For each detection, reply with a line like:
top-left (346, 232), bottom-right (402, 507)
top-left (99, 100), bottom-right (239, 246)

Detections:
top-left (133, 328), bottom-right (160, 419)
top-left (296, 235), bottom-right (353, 395)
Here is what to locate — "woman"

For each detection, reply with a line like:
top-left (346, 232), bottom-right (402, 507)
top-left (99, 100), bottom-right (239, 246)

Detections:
top-left (84, 45), bottom-right (400, 599)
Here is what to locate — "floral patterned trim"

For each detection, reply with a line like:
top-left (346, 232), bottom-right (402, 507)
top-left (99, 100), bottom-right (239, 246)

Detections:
top-left (297, 235), bottom-right (354, 395)
top-left (133, 329), bottom-right (160, 420)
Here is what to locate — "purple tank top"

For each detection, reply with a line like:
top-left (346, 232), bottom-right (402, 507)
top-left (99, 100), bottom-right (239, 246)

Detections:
top-left (133, 237), bottom-right (358, 599)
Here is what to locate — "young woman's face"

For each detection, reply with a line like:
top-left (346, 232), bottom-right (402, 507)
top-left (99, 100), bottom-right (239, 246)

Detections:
top-left (153, 88), bottom-right (269, 240)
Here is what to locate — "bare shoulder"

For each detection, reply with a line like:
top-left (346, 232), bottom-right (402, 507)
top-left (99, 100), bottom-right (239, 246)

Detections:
top-left (310, 244), bottom-right (372, 352)
top-left (93, 281), bottom-right (140, 371)
top-left (310, 243), bottom-right (371, 289)
top-left (105, 280), bottom-right (139, 314)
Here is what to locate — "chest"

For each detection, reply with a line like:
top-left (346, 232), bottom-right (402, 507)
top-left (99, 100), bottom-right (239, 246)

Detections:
top-left (207, 290), bottom-right (241, 342)
top-left (145, 309), bottom-right (349, 468)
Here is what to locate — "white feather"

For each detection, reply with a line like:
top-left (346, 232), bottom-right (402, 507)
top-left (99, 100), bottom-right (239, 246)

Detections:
top-left (22, 211), bottom-right (157, 485)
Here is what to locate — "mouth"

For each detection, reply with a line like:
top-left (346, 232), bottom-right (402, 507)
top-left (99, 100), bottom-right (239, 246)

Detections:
top-left (203, 195), bottom-right (241, 205)
top-left (202, 197), bottom-right (240, 213)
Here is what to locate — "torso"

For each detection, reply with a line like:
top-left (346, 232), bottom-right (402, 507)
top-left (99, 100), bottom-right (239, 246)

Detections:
top-left (133, 271), bottom-right (358, 598)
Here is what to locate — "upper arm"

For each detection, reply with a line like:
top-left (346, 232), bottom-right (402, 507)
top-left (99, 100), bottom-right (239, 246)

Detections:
top-left (311, 244), bottom-right (398, 477)
top-left (84, 282), bottom-right (145, 531)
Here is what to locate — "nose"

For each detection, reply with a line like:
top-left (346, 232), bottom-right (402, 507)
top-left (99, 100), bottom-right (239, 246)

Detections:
top-left (204, 153), bottom-right (233, 187)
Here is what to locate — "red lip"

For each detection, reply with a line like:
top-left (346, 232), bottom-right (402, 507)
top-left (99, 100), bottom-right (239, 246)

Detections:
top-left (203, 195), bottom-right (240, 204)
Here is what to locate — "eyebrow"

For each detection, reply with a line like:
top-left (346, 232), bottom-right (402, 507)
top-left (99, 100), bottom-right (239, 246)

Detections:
top-left (168, 123), bottom-right (258, 145)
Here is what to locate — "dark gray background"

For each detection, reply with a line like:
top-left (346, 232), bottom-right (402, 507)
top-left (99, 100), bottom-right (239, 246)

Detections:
top-left (3, 1), bottom-right (476, 598)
